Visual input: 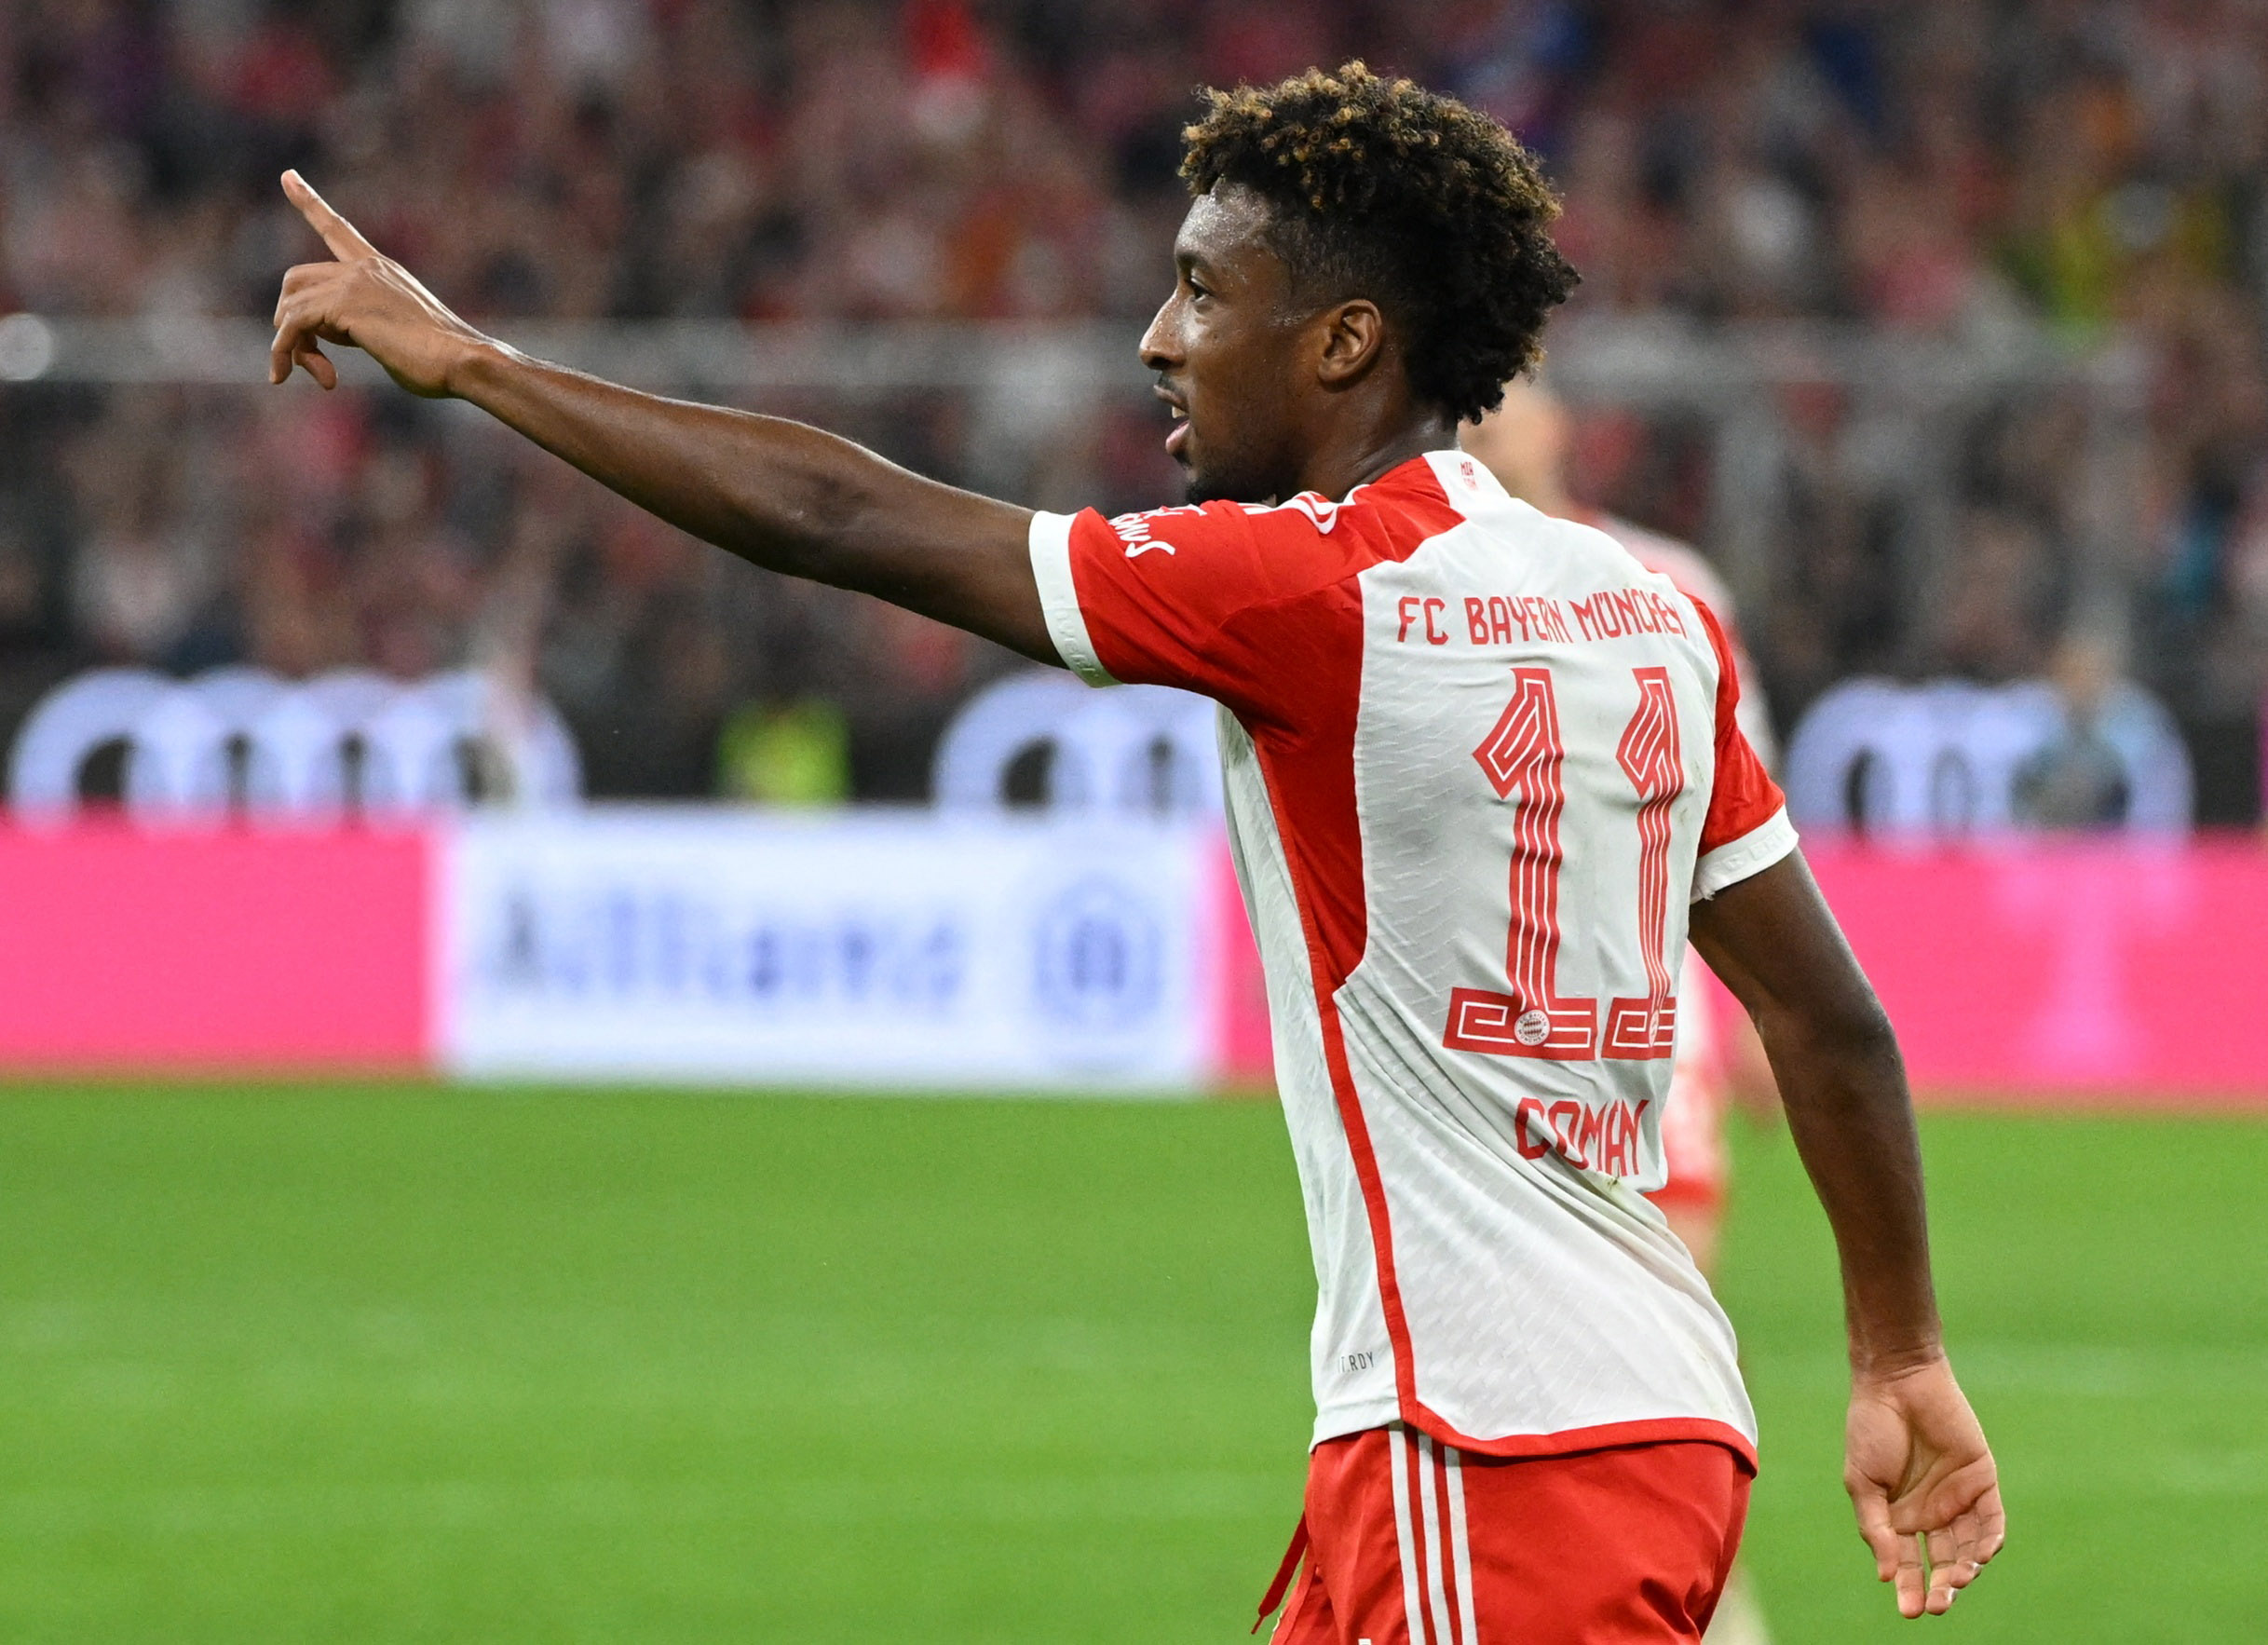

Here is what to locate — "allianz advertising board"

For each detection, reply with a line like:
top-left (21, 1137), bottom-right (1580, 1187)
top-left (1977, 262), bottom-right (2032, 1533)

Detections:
top-left (441, 811), bottom-right (1218, 1091)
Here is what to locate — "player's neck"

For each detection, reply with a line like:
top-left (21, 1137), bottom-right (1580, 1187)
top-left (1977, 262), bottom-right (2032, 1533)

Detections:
top-left (1292, 412), bottom-right (1459, 503)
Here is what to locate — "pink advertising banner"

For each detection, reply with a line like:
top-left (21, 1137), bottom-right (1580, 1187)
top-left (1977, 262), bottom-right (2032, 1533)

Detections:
top-left (0, 822), bottom-right (432, 1075)
top-left (1804, 838), bottom-right (2268, 1105)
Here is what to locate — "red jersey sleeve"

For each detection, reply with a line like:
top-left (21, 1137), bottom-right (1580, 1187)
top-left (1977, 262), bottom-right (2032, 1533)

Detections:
top-left (1691, 599), bottom-right (1797, 899)
top-left (1027, 498), bottom-right (1360, 726)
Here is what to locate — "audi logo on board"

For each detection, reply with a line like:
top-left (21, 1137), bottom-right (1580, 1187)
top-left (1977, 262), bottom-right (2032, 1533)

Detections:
top-left (1783, 677), bottom-right (2191, 836)
top-left (7, 665), bottom-right (581, 818)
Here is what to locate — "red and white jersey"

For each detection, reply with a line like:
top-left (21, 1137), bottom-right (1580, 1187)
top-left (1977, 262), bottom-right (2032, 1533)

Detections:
top-left (1029, 452), bottom-right (1796, 1464)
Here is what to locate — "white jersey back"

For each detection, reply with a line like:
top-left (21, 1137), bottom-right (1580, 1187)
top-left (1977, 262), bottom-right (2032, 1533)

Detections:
top-left (1031, 452), bottom-right (1794, 1461)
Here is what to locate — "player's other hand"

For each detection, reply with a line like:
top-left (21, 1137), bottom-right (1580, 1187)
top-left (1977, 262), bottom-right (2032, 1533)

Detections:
top-left (268, 171), bottom-right (491, 397)
top-left (1845, 1353), bottom-right (2005, 1619)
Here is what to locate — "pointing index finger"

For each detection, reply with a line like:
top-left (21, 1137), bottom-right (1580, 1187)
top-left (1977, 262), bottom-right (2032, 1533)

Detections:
top-left (281, 170), bottom-right (378, 262)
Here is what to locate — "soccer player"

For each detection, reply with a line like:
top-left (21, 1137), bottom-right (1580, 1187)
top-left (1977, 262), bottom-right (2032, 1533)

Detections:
top-left (269, 61), bottom-right (2002, 1643)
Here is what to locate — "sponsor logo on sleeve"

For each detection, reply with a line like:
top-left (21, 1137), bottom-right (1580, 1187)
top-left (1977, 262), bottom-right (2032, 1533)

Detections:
top-left (1108, 493), bottom-right (1342, 558)
top-left (1110, 506), bottom-right (1205, 559)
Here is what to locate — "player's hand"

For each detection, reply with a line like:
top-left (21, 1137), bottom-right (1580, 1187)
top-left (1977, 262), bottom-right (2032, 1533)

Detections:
top-left (1845, 1353), bottom-right (2005, 1618)
top-left (268, 170), bottom-right (491, 397)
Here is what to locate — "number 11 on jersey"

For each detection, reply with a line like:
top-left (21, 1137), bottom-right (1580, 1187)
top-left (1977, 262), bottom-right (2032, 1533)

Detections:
top-left (1444, 665), bottom-right (1684, 1063)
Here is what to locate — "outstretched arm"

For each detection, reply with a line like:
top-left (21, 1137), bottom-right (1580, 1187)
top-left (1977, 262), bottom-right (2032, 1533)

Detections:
top-left (266, 171), bottom-right (1055, 662)
top-left (1690, 851), bottom-right (2005, 1619)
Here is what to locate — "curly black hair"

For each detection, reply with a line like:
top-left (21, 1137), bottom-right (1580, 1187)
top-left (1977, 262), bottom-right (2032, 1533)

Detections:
top-left (1180, 61), bottom-right (1578, 424)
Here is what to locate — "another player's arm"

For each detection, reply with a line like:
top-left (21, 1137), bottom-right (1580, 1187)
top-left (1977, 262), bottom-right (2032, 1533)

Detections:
top-left (1689, 852), bottom-right (2005, 1621)
top-left (265, 172), bottom-right (1053, 662)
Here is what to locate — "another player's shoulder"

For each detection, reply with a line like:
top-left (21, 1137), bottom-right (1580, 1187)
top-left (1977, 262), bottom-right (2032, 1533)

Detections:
top-left (1588, 512), bottom-right (1735, 618)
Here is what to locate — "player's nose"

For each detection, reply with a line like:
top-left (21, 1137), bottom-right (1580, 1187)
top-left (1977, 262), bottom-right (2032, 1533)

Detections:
top-left (1136, 299), bottom-right (1182, 374)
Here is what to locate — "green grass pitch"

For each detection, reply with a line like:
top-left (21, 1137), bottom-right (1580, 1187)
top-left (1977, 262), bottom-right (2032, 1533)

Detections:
top-left (0, 1087), bottom-right (2261, 1641)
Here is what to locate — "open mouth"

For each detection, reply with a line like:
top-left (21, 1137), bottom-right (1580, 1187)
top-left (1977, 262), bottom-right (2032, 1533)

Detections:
top-left (1156, 386), bottom-right (1190, 459)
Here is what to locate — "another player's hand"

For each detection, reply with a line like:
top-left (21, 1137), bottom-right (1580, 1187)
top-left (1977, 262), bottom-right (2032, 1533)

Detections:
top-left (269, 171), bottom-right (491, 397)
top-left (1845, 1353), bottom-right (2005, 1618)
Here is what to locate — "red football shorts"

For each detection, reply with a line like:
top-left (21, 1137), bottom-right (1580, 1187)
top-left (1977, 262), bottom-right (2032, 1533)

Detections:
top-left (1263, 1425), bottom-right (1751, 1645)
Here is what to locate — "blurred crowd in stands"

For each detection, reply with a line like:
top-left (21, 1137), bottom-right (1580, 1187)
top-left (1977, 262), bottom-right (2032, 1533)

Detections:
top-left (2, 0), bottom-right (2266, 815)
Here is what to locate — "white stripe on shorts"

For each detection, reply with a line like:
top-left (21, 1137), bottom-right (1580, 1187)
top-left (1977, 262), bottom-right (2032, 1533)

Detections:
top-left (1416, 1432), bottom-right (1456, 1644)
top-left (1444, 1444), bottom-right (1479, 1644)
top-left (1387, 1424), bottom-right (1429, 1642)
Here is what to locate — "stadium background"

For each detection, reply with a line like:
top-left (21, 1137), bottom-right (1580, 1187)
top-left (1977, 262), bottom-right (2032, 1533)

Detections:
top-left (1, 1), bottom-right (2263, 1640)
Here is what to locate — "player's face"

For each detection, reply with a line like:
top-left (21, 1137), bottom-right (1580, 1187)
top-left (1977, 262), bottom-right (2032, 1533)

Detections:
top-left (1139, 184), bottom-right (1314, 504)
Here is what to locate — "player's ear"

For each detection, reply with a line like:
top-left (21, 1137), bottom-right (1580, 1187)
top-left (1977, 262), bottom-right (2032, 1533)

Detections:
top-left (1314, 299), bottom-right (1386, 389)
